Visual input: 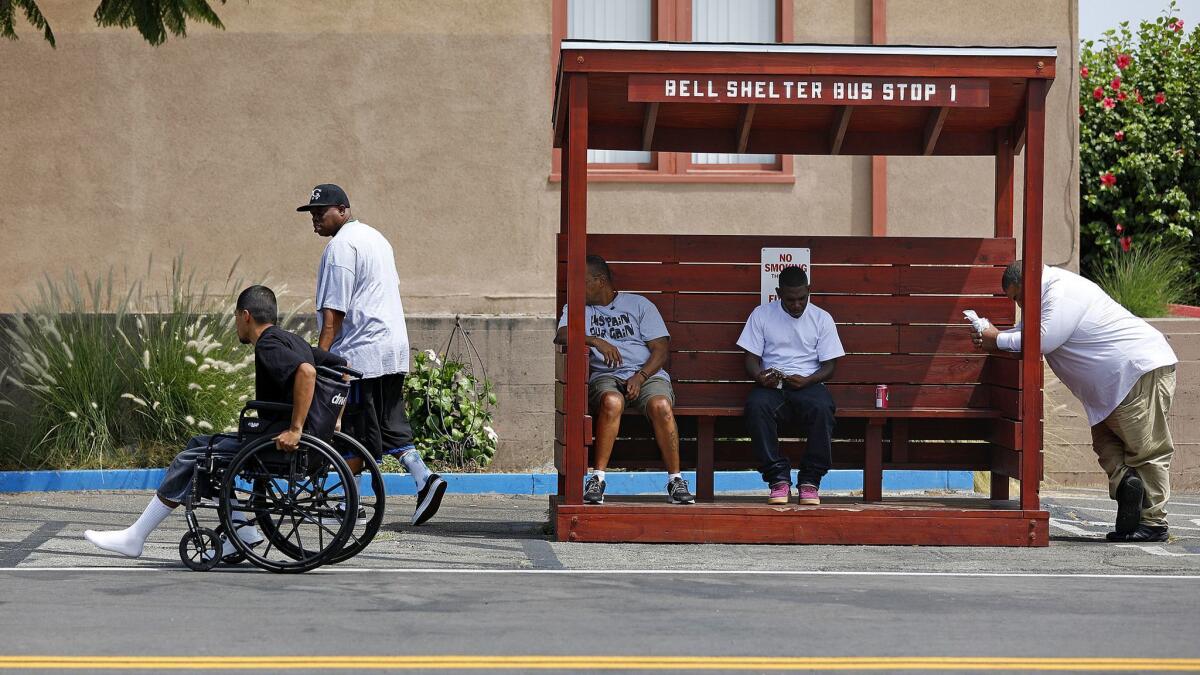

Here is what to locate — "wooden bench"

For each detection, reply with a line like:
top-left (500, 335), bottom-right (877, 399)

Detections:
top-left (555, 233), bottom-right (1032, 512)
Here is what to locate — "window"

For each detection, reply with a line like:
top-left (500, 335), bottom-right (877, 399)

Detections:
top-left (551, 0), bottom-right (795, 183)
top-left (568, 0), bottom-right (654, 167)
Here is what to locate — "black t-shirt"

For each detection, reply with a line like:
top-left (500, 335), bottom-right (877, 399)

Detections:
top-left (254, 325), bottom-right (347, 421)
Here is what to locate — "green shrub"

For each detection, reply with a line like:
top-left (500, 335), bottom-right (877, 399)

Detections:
top-left (1090, 243), bottom-right (1192, 317)
top-left (0, 256), bottom-right (256, 470)
top-left (0, 255), bottom-right (497, 473)
top-left (1079, 2), bottom-right (1200, 301)
top-left (120, 259), bottom-right (255, 451)
top-left (0, 271), bottom-right (133, 468)
top-left (403, 349), bottom-right (497, 470)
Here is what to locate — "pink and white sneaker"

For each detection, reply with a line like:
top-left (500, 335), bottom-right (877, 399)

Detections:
top-left (767, 482), bottom-right (791, 505)
top-left (798, 483), bottom-right (821, 506)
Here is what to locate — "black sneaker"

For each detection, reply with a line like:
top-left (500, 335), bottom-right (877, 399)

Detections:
top-left (319, 504), bottom-right (367, 527)
top-left (1115, 472), bottom-right (1145, 535)
top-left (1106, 524), bottom-right (1168, 542)
top-left (583, 475), bottom-right (606, 504)
top-left (667, 477), bottom-right (695, 504)
top-left (411, 474), bottom-right (447, 526)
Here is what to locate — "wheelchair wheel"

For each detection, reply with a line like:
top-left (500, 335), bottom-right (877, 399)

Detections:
top-left (179, 528), bottom-right (221, 572)
top-left (321, 431), bottom-right (386, 565)
top-left (219, 436), bottom-right (357, 574)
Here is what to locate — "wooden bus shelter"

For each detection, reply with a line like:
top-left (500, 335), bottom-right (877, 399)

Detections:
top-left (552, 40), bottom-right (1056, 546)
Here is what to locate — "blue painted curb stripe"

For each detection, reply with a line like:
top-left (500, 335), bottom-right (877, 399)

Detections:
top-left (1, 469), bottom-right (971, 495)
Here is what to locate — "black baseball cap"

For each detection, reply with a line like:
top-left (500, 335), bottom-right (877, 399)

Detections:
top-left (297, 184), bottom-right (350, 212)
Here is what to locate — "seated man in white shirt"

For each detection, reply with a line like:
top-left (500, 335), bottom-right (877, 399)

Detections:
top-left (737, 266), bottom-right (846, 506)
top-left (976, 262), bottom-right (1178, 542)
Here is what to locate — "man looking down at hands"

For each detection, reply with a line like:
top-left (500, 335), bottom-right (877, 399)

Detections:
top-left (738, 266), bottom-right (845, 506)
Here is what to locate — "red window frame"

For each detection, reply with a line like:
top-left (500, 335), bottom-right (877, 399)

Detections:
top-left (550, 0), bottom-right (795, 183)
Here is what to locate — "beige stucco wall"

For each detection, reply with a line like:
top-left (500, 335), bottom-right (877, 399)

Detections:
top-left (887, 0), bottom-right (1081, 269)
top-left (1, 0), bottom-right (1077, 316)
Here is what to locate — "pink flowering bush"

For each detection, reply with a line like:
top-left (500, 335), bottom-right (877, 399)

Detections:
top-left (1080, 2), bottom-right (1198, 300)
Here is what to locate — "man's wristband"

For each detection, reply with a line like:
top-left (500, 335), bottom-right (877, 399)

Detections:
top-left (636, 370), bottom-right (650, 381)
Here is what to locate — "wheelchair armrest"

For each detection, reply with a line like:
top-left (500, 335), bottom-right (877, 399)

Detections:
top-left (242, 401), bottom-right (293, 415)
top-left (320, 364), bottom-right (364, 380)
top-left (204, 432), bottom-right (239, 454)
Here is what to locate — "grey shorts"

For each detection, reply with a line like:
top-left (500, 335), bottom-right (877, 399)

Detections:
top-left (157, 434), bottom-right (245, 503)
top-left (588, 375), bottom-right (675, 415)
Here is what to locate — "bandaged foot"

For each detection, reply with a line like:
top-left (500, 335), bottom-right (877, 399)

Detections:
top-left (84, 496), bottom-right (174, 558)
top-left (84, 528), bottom-right (146, 558)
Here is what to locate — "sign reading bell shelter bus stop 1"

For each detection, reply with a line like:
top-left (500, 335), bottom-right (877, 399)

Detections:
top-left (629, 75), bottom-right (990, 107)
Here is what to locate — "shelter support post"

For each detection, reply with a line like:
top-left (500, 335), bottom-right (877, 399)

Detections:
top-left (1019, 79), bottom-right (1047, 512)
top-left (564, 74), bottom-right (589, 505)
top-left (994, 128), bottom-right (1015, 239)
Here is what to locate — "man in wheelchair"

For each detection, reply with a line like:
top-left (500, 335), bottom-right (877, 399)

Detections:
top-left (85, 285), bottom-right (350, 559)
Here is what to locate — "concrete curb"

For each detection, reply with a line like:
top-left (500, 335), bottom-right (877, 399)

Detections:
top-left (0, 469), bottom-right (971, 495)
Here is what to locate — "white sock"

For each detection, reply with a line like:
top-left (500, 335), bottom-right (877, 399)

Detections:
top-left (669, 473), bottom-right (682, 482)
top-left (593, 470), bottom-right (606, 483)
top-left (399, 448), bottom-right (432, 490)
top-left (84, 497), bottom-right (173, 558)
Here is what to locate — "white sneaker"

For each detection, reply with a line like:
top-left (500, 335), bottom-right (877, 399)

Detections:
top-left (234, 521), bottom-right (264, 546)
top-left (209, 522), bottom-right (264, 560)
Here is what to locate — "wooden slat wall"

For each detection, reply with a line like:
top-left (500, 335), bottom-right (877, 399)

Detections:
top-left (555, 233), bottom-right (1023, 470)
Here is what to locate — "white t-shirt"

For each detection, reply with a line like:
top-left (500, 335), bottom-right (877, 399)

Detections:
top-left (996, 265), bottom-right (1176, 426)
top-left (736, 301), bottom-right (845, 377)
top-left (315, 220), bottom-right (410, 379)
top-left (558, 292), bottom-right (670, 382)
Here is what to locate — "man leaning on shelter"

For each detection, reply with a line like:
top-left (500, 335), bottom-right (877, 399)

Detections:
top-left (555, 255), bottom-right (694, 506)
top-left (975, 262), bottom-right (1178, 542)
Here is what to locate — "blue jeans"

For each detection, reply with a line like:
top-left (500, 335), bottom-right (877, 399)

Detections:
top-left (744, 384), bottom-right (836, 487)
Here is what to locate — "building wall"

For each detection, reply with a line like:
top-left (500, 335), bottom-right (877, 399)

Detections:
top-left (2, 0), bottom-right (1077, 314)
top-left (1, 1), bottom-right (1081, 470)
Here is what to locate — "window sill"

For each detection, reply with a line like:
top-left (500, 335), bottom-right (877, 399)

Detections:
top-left (548, 171), bottom-right (795, 184)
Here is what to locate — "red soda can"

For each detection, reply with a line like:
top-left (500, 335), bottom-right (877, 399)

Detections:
top-left (875, 384), bottom-right (889, 409)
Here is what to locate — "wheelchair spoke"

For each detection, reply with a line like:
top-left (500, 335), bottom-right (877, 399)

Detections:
top-left (259, 494), bottom-right (291, 561)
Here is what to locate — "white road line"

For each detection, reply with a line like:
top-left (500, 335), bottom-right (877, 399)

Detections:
top-left (1049, 518), bottom-right (1102, 537)
top-left (1115, 545), bottom-right (1200, 557)
top-left (1, 567), bottom-right (1199, 579)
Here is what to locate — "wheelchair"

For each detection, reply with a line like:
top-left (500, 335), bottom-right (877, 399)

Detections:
top-left (177, 365), bottom-right (388, 574)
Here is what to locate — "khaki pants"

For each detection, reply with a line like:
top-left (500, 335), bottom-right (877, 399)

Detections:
top-left (1090, 365), bottom-right (1176, 527)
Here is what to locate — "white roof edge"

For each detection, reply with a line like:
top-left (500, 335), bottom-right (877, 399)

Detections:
top-left (560, 40), bottom-right (1057, 58)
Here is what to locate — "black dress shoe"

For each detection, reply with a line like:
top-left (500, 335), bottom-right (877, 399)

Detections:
top-left (1106, 524), bottom-right (1168, 542)
top-left (1114, 472), bottom-right (1145, 535)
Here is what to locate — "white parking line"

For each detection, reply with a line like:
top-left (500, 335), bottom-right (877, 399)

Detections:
top-left (1, 567), bottom-right (1199, 579)
top-left (1051, 496), bottom-right (1200, 509)
top-left (1115, 545), bottom-right (1200, 557)
top-left (1052, 503), bottom-right (1200, 519)
top-left (1049, 518), bottom-right (1101, 537)
top-left (1069, 519), bottom-right (1200, 532)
